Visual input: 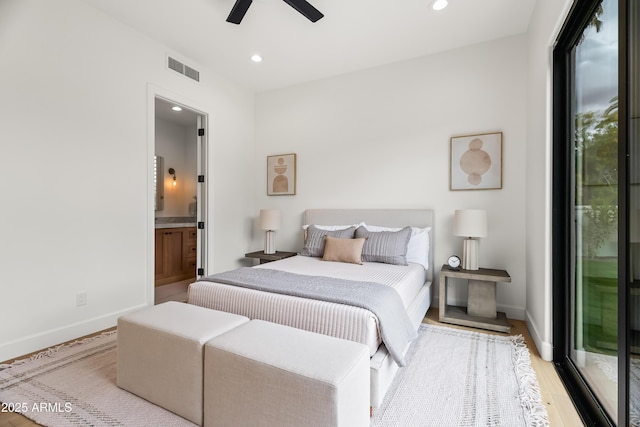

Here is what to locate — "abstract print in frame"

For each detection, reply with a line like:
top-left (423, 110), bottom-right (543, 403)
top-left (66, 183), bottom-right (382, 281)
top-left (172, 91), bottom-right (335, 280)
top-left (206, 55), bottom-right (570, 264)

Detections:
top-left (267, 153), bottom-right (296, 196)
top-left (450, 132), bottom-right (502, 191)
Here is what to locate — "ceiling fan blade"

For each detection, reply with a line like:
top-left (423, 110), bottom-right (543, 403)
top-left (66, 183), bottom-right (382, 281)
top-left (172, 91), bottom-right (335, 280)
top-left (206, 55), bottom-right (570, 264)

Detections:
top-left (226, 0), bottom-right (253, 24)
top-left (282, 0), bottom-right (324, 22)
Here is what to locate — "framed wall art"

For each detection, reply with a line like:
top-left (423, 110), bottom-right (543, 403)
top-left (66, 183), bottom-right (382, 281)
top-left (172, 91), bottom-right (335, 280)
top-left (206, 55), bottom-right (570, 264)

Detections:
top-left (267, 153), bottom-right (296, 196)
top-left (450, 132), bottom-right (503, 191)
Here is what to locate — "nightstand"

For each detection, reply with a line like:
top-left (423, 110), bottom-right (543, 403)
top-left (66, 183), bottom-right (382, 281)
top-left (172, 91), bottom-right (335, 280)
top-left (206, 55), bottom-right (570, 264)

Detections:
top-left (439, 264), bottom-right (512, 333)
top-left (244, 251), bottom-right (298, 264)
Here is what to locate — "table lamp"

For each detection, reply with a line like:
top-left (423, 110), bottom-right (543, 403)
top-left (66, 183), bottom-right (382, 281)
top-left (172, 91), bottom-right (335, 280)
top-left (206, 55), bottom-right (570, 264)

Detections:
top-left (453, 209), bottom-right (487, 270)
top-left (260, 209), bottom-right (281, 254)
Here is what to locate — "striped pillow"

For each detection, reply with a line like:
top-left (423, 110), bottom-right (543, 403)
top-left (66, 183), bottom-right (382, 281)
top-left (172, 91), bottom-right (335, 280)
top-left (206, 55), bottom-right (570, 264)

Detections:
top-left (355, 226), bottom-right (412, 265)
top-left (301, 225), bottom-right (357, 257)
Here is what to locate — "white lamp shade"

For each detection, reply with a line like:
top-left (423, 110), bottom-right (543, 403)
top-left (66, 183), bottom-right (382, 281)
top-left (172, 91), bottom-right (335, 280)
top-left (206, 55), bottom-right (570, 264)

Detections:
top-left (453, 209), bottom-right (487, 238)
top-left (259, 209), bottom-right (281, 231)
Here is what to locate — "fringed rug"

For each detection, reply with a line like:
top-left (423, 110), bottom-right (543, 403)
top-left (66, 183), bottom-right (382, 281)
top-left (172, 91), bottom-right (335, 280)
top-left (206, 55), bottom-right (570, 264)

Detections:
top-left (0, 325), bottom-right (548, 426)
top-left (0, 332), bottom-right (193, 426)
top-left (371, 324), bottom-right (549, 426)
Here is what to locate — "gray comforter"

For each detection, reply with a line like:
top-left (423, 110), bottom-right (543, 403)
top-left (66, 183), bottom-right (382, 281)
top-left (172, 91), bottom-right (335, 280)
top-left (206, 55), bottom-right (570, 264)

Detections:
top-left (202, 267), bottom-right (417, 366)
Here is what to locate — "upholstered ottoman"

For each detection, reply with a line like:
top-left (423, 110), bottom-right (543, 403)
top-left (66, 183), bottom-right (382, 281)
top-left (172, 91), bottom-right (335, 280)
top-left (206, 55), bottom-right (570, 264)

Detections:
top-left (117, 301), bottom-right (249, 425)
top-left (204, 319), bottom-right (370, 427)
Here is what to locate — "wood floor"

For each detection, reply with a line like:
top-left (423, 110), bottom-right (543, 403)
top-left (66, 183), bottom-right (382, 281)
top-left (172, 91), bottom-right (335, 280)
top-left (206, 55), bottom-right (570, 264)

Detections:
top-left (154, 279), bottom-right (191, 305)
top-left (0, 308), bottom-right (584, 427)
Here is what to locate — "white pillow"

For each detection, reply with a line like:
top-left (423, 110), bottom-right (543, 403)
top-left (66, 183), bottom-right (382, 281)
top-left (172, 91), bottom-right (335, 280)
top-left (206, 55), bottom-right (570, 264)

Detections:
top-left (301, 223), bottom-right (364, 231)
top-left (362, 224), bottom-right (430, 270)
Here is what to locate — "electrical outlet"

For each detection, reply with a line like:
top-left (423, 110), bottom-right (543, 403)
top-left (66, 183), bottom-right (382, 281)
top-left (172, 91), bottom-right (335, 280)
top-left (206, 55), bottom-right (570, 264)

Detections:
top-left (76, 292), bottom-right (87, 307)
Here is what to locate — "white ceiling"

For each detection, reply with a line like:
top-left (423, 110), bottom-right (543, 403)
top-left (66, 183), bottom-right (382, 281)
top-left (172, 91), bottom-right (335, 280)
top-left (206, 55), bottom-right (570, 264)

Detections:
top-left (83, 0), bottom-right (537, 92)
top-left (155, 97), bottom-right (200, 127)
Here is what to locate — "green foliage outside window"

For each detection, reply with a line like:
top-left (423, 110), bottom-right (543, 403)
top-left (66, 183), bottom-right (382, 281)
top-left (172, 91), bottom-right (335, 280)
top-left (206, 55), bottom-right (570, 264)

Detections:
top-left (576, 96), bottom-right (619, 259)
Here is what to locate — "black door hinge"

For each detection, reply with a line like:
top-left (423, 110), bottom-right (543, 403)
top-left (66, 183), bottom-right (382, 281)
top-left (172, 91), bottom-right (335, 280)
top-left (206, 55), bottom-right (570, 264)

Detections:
top-left (198, 175), bottom-right (205, 183)
top-left (198, 128), bottom-right (205, 136)
top-left (198, 222), bottom-right (205, 229)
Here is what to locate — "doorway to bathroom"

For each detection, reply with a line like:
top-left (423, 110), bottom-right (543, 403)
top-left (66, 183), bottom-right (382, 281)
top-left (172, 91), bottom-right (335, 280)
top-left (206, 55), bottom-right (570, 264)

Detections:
top-left (153, 96), bottom-right (208, 304)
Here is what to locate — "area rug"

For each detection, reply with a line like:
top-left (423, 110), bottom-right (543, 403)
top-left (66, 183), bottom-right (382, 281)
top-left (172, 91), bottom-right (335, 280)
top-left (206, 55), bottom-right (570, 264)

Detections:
top-left (371, 324), bottom-right (549, 426)
top-left (0, 325), bottom-right (548, 427)
top-left (0, 331), bottom-right (193, 427)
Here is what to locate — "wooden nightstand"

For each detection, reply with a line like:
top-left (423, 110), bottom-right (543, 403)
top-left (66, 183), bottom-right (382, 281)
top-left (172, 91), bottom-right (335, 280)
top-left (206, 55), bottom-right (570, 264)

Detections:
top-left (245, 251), bottom-right (298, 264)
top-left (439, 264), bottom-right (512, 333)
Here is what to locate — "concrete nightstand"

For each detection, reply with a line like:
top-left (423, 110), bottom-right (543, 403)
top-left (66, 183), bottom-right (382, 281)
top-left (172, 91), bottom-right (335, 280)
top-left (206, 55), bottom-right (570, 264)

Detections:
top-left (439, 264), bottom-right (512, 333)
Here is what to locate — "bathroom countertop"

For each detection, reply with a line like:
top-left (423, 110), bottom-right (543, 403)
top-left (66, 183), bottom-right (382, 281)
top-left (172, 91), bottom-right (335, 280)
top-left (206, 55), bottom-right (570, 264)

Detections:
top-left (155, 217), bottom-right (197, 229)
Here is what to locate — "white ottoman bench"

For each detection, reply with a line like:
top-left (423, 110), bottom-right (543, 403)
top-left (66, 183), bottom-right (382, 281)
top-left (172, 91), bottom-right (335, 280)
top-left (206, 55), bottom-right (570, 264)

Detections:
top-left (204, 319), bottom-right (370, 427)
top-left (117, 301), bottom-right (249, 425)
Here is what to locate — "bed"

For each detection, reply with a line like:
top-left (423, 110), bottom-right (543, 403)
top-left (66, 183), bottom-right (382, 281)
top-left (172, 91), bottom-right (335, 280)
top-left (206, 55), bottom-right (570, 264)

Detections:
top-left (187, 208), bottom-right (434, 407)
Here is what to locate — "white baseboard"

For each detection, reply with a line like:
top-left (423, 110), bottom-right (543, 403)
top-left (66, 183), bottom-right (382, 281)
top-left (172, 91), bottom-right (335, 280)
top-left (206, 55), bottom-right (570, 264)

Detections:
top-left (0, 304), bottom-right (148, 363)
top-left (525, 310), bottom-right (553, 361)
top-left (497, 303), bottom-right (526, 321)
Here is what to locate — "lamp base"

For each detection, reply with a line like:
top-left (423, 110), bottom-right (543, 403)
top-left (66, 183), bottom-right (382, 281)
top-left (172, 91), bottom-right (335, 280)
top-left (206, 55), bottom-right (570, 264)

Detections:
top-left (462, 238), bottom-right (479, 270)
top-left (264, 230), bottom-right (276, 255)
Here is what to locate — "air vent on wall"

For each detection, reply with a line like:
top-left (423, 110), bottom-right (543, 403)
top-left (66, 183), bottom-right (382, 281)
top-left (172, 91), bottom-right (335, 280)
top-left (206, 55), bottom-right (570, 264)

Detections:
top-left (167, 56), bottom-right (200, 82)
top-left (184, 65), bottom-right (200, 82)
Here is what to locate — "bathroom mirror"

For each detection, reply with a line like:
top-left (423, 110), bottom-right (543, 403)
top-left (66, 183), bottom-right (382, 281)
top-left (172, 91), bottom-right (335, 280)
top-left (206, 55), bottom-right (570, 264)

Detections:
top-left (154, 155), bottom-right (164, 211)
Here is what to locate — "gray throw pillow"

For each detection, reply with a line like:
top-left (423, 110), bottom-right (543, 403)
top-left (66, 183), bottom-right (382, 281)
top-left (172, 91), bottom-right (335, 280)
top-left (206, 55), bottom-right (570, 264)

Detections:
top-left (355, 226), bottom-right (412, 265)
top-left (301, 225), bottom-right (357, 257)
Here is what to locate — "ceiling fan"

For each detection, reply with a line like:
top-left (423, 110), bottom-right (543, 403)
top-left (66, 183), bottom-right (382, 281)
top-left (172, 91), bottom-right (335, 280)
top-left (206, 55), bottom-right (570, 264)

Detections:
top-left (226, 0), bottom-right (324, 24)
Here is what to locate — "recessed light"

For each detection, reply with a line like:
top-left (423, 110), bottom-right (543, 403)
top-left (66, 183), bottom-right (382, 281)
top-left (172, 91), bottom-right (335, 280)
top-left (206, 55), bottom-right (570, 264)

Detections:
top-left (251, 54), bottom-right (263, 63)
top-left (172, 106), bottom-right (182, 111)
top-left (432, 0), bottom-right (448, 10)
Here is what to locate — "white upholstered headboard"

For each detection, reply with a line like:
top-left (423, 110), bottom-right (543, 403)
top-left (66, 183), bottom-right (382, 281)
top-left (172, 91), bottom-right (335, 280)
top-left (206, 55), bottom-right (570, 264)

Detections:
top-left (303, 209), bottom-right (435, 282)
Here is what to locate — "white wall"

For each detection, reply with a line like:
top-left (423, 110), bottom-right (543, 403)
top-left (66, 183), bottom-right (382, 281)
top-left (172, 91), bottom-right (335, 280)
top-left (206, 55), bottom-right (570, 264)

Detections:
top-left (0, 0), bottom-right (255, 361)
top-left (155, 119), bottom-right (198, 217)
top-left (0, 0), bottom-right (576, 363)
top-left (525, 0), bottom-right (573, 361)
top-left (255, 35), bottom-right (529, 319)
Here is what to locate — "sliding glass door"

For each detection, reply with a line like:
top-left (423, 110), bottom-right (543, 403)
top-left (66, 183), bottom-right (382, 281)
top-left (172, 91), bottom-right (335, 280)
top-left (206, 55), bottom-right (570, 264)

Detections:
top-left (553, 0), bottom-right (638, 425)
top-left (628, 1), bottom-right (639, 424)
top-left (571, 0), bottom-right (619, 419)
